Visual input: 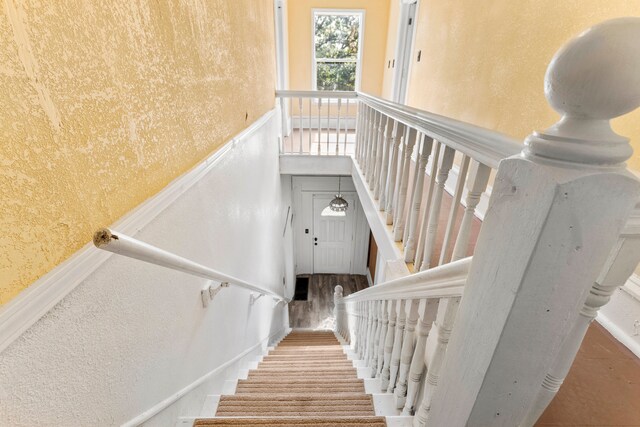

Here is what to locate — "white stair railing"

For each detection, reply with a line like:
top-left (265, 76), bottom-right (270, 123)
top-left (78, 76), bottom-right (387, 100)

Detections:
top-left (334, 257), bottom-right (471, 416)
top-left (276, 90), bottom-right (357, 155)
top-left (331, 17), bottom-right (640, 427)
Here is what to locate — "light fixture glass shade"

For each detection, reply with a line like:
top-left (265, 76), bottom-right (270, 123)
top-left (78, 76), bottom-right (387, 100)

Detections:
top-left (321, 194), bottom-right (349, 217)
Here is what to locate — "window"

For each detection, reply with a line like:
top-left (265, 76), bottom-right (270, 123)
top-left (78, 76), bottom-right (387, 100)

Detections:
top-left (313, 10), bottom-right (363, 91)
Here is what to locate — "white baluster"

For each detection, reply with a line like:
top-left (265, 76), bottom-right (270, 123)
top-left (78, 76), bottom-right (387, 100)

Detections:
top-left (308, 98), bottom-right (313, 154)
top-left (365, 107), bottom-right (375, 179)
top-left (393, 128), bottom-right (418, 241)
top-left (414, 142), bottom-right (441, 269)
top-left (419, 145), bottom-right (455, 271)
top-left (413, 297), bottom-right (461, 426)
top-left (368, 300), bottom-right (381, 369)
top-left (372, 113), bottom-right (385, 191)
top-left (367, 111), bottom-right (380, 186)
top-left (336, 98), bottom-right (342, 155)
top-left (402, 299), bottom-right (439, 415)
top-left (344, 99), bottom-right (350, 154)
top-left (387, 299), bottom-right (407, 392)
top-left (439, 155), bottom-right (470, 265)
top-left (404, 136), bottom-right (434, 262)
top-left (378, 117), bottom-right (394, 208)
top-left (326, 97), bottom-right (330, 154)
top-left (364, 300), bottom-right (376, 362)
top-left (355, 104), bottom-right (364, 162)
top-left (374, 116), bottom-right (391, 201)
top-left (370, 300), bottom-right (384, 376)
top-left (376, 300), bottom-right (389, 377)
top-left (403, 134), bottom-right (424, 245)
top-left (394, 299), bottom-right (420, 408)
top-left (316, 98), bottom-right (322, 155)
top-left (450, 161), bottom-right (491, 261)
top-left (385, 123), bottom-right (406, 223)
top-left (381, 299), bottom-right (397, 391)
top-left (298, 97), bottom-right (303, 154)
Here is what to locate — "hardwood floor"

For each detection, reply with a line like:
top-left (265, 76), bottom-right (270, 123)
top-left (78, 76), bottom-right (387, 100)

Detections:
top-left (536, 322), bottom-right (640, 426)
top-left (288, 274), bottom-right (368, 329)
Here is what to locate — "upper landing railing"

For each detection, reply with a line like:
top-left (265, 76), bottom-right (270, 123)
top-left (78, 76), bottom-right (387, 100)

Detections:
top-left (326, 18), bottom-right (640, 427)
top-left (277, 85), bottom-right (525, 273)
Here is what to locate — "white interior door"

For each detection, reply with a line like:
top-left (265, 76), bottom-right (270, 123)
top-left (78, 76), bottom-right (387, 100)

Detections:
top-left (313, 194), bottom-right (354, 273)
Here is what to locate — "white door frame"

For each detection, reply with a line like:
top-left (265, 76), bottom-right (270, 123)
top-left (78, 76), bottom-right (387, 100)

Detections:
top-left (391, 0), bottom-right (419, 104)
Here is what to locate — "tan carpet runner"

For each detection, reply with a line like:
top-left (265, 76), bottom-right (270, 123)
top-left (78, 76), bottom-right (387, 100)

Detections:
top-left (194, 330), bottom-right (386, 426)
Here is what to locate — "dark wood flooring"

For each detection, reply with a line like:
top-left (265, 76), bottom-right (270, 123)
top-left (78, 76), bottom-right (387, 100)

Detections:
top-left (288, 274), bottom-right (368, 329)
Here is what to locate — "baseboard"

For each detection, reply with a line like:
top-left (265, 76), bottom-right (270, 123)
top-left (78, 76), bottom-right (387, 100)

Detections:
top-left (596, 274), bottom-right (640, 358)
top-left (121, 326), bottom-right (288, 427)
top-left (0, 109), bottom-right (276, 355)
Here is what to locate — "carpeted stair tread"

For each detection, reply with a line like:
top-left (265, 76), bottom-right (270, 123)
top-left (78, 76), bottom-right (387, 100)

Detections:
top-left (206, 330), bottom-right (384, 426)
top-left (195, 417), bottom-right (386, 426)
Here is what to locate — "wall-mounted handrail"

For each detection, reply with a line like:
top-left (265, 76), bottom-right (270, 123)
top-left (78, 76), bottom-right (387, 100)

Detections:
top-left (93, 228), bottom-right (287, 302)
top-left (355, 92), bottom-right (522, 169)
top-left (342, 256), bottom-right (471, 303)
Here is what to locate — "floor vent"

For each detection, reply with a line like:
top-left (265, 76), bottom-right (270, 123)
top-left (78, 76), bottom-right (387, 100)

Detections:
top-left (293, 276), bottom-right (309, 301)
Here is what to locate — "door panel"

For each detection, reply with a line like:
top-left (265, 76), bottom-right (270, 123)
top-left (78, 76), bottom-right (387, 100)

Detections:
top-left (313, 194), bottom-right (354, 273)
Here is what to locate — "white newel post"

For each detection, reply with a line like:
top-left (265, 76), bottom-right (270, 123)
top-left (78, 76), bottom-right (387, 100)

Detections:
top-left (425, 18), bottom-right (640, 427)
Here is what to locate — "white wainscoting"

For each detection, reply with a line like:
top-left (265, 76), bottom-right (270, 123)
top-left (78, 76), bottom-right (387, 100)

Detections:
top-left (0, 109), bottom-right (291, 426)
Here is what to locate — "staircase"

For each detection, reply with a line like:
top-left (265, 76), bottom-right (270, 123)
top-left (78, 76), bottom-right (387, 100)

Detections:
top-left (194, 330), bottom-right (388, 426)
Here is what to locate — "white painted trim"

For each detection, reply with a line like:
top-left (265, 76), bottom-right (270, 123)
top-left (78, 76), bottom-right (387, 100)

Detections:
top-left (121, 327), bottom-right (288, 427)
top-left (350, 159), bottom-right (403, 262)
top-left (366, 269), bottom-right (374, 287)
top-left (597, 311), bottom-right (640, 358)
top-left (311, 9), bottom-right (365, 91)
top-left (0, 110), bottom-right (277, 355)
top-left (621, 273), bottom-right (640, 301)
top-left (596, 273), bottom-right (640, 358)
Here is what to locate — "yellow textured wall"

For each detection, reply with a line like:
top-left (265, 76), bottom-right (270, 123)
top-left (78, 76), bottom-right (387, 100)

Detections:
top-left (0, 0), bottom-right (276, 305)
top-left (406, 0), bottom-right (640, 171)
top-left (287, 0), bottom-right (390, 95)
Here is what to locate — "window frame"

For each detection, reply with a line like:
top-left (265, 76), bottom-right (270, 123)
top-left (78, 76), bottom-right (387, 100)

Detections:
top-left (311, 9), bottom-right (365, 92)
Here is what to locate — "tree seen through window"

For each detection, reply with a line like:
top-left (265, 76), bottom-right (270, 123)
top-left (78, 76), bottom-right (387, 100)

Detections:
top-left (314, 13), bottom-right (361, 91)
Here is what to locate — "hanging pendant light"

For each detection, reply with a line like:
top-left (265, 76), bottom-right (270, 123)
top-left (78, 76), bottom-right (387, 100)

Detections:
top-left (321, 177), bottom-right (349, 217)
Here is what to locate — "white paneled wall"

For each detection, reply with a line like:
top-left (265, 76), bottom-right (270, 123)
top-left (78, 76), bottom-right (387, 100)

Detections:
top-left (0, 111), bottom-right (290, 426)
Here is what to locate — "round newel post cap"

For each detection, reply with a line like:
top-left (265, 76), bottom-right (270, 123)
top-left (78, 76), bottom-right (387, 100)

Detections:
top-left (334, 285), bottom-right (344, 297)
top-left (526, 17), bottom-right (640, 166)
